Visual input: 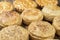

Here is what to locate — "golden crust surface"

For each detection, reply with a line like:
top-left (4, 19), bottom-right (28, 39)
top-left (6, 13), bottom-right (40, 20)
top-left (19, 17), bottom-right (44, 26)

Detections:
top-left (53, 16), bottom-right (60, 36)
top-left (0, 11), bottom-right (22, 27)
top-left (35, 0), bottom-right (58, 6)
top-left (42, 5), bottom-right (60, 21)
top-left (21, 8), bottom-right (43, 25)
top-left (0, 1), bottom-right (13, 12)
top-left (13, 0), bottom-right (37, 11)
top-left (28, 21), bottom-right (55, 38)
top-left (53, 16), bottom-right (60, 30)
top-left (0, 25), bottom-right (29, 40)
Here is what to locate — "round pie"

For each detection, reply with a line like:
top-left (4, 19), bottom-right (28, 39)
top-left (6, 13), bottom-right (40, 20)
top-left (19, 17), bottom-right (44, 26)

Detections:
top-left (42, 5), bottom-right (60, 21)
top-left (35, 0), bottom-right (58, 7)
top-left (0, 1), bottom-right (13, 13)
top-left (0, 25), bottom-right (29, 40)
top-left (53, 16), bottom-right (60, 36)
top-left (21, 8), bottom-right (43, 25)
top-left (28, 21), bottom-right (55, 40)
top-left (13, 0), bottom-right (37, 12)
top-left (0, 11), bottom-right (22, 27)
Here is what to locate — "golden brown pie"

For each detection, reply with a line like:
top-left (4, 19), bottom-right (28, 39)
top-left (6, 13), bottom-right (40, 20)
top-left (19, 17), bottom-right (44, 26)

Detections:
top-left (13, 0), bottom-right (37, 12)
top-left (53, 16), bottom-right (60, 36)
top-left (0, 1), bottom-right (13, 13)
top-left (21, 8), bottom-right (43, 25)
top-left (28, 21), bottom-right (55, 40)
top-left (35, 0), bottom-right (58, 7)
top-left (0, 11), bottom-right (22, 27)
top-left (0, 25), bottom-right (29, 40)
top-left (42, 5), bottom-right (60, 21)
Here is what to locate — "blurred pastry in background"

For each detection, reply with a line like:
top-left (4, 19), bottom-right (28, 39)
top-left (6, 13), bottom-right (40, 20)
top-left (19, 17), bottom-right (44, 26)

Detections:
top-left (28, 21), bottom-right (55, 40)
top-left (35, 0), bottom-right (58, 7)
top-left (3, 0), bottom-right (15, 3)
top-left (42, 5), bottom-right (60, 21)
top-left (0, 25), bottom-right (29, 40)
top-left (44, 39), bottom-right (55, 40)
top-left (13, 0), bottom-right (37, 12)
top-left (21, 8), bottom-right (43, 25)
top-left (0, 1), bottom-right (13, 13)
top-left (0, 11), bottom-right (22, 27)
top-left (53, 16), bottom-right (60, 36)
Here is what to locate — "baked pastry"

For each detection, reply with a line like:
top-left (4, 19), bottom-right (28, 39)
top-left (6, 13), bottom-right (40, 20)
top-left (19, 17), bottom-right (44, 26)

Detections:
top-left (0, 11), bottom-right (22, 27)
top-left (35, 0), bottom-right (58, 7)
top-left (53, 16), bottom-right (60, 36)
top-left (0, 1), bottom-right (13, 13)
top-left (21, 8), bottom-right (43, 25)
top-left (13, 0), bottom-right (37, 12)
top-left (44, 39), bottom-right (55, 40)
top-left (42, 5), bottom-right (60, 21)
top-left (28, 21), bottom-right (55, 40)
top-left (0, 25), bottom-right (29, 40)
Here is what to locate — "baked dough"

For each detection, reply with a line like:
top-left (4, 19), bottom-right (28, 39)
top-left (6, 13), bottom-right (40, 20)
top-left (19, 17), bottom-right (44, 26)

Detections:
top-left (35, 0), bottom-right (58, 7)
top-left (28, 21), bottom-right (55, 40)
top-left (13, 0), bottom-right (37, 12)
top-left (21, 8), bottom-right (43, 25)
top-left (53, 16), bottom-right (60, 36)
top-left (0, 25), bottom-right (29, 40)
top-left (42, 5), bottom-right (60, 21)
top-left (44, 39), bottom-right (55, 40)
top-left (0, 11), bottom-right (22, 27)
top-left (0, 1), bottom-right (13, 13)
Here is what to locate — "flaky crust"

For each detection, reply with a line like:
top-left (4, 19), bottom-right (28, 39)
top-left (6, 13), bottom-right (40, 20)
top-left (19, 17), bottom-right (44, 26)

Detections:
top-left (28, 21), bottom-right (55, 40)
top-left (21, 8), bottom-right (43, 25)
top-left (0, 11), bottom-right (22, 27)
top-left (30, 34), bottom-right (54, 40)
top-left (42, 5), bottom-right (60, 21)
top-left (0, 1), bottom-right (13, 13)
top-left (13, 0), bottom-right (37, 12)
top-left (0, 25), bottom-right (29, 40)
top-left (35, 0), bottom-right (58, 7)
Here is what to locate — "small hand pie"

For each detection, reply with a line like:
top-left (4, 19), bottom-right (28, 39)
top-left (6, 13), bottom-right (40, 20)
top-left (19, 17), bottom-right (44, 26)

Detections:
top-left (21, 8), bottom-right (43, 25)
top-left (13, 0), bottom-right (37, 12)
top-left (0, 1), bottom-right (13, 13)
top-left (42, 5), bottom-right (60, 21)
top-left (0, 11), bottom-right (22, 27)
top-left (53, 16), bottom-right (60, 36)
top-left (28, 21), bottom-right (55, 40)
top-left (0, 25), bottom-right (29, 40)
top-left (35, 0), bottom-right (58, 7)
